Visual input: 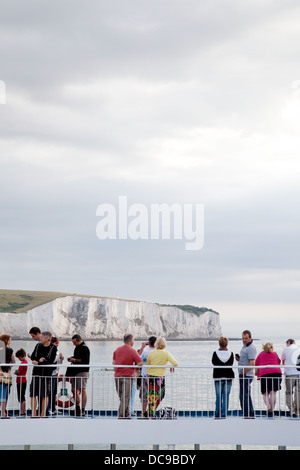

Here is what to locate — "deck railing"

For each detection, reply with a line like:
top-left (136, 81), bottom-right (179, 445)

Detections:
top-left (1, 363), bottom-right (299, 420)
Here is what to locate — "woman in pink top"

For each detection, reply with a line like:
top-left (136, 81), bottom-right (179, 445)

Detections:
top-left (255, 342), bottom-right (282, 416)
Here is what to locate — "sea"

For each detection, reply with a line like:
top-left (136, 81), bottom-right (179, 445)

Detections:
top-left (4, 336), bottom-right (299, 451)
top-left (10, 335), bottom-right (297, 370)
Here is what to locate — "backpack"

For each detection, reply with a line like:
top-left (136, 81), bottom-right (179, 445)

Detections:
top-left (157, 407), bottom-right (177, 420)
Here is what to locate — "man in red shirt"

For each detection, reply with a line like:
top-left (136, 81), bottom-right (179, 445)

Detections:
top-left (113, 334), bottom-right (143, 419)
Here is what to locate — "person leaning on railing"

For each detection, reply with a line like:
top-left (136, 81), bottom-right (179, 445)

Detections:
top-left (112, 334), bottom-right (143, 419)
top-left (146, 336), bottom-right (178, 418)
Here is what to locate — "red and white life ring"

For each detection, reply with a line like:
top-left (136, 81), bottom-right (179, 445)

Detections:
top-left (56, 375), bottom-right (75, 409)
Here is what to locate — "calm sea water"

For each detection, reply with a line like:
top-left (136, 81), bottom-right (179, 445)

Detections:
top-left (10, 335), bottom-right (297, 367)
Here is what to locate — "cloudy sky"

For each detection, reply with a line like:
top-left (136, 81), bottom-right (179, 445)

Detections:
top-left (1, 0), bottom-right (300, 337)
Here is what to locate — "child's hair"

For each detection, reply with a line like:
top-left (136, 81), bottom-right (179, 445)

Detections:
top-left (16, 348), bottom-right (26, 359)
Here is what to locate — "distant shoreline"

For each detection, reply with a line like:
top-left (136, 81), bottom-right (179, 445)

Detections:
top-left (10, 337), bottom-right (245, 342)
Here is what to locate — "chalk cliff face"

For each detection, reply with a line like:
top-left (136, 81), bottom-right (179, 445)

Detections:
top-left (0, 296), bottom-right (221, 340)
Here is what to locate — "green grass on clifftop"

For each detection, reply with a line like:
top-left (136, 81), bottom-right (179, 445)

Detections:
top-left (0, 289), bottom-right (78, 313)
top-left (0, 289), bottom-right (138, 313)
top-left (0, 289), bottom-right (218, 317)
top-left (160, 304), bottom-right (219, 316)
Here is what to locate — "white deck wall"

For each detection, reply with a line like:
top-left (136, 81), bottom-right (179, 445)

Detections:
top-left (0, 417), bottom-right (299, 448)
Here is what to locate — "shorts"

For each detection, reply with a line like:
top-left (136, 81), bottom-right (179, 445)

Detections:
top-left (30, 376), bottom-right (51, 398)
top-left (72, 372), bottom-right (89, 392)
top-left (260, 373), bottom-right (282, 395)
top-left (138, 377), bottom-right (148, 403)
top-left (17, 382), bottom-right (27, 403)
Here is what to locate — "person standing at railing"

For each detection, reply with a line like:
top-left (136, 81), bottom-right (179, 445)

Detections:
top-left (28, 327), bottom-right (41, 349)
top-left (235, 330), bottom-right (256, 418)
top-left (28, 327), bottom-right (42, 414)
top-left (139, 336), bottom-right (156, 418)
top-left (255, 342), bottom-right (282, 417)
top-left (30, 331), bottom-right (57, 417)
top-left (113, 333), bottom-right (143, 419)
top-left (281, 339), bottom-right (300, 417)
top-left (47, 336), bottom-right (64, 416)
top-left (146, 337), bottom-right (178, 418)
top-left (130, 340), bottom-right (149, 417)
top-left (66, 334), bottom-right (90, 417)
top-left (0, 334), bottom-right (15, 418)
top-left (14, 348), bottom-right (28, 417)
top-left (212, 336), bottom-right (234, 418)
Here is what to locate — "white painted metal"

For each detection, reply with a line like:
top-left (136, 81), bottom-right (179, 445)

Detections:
top-left (0, 417), bottom-right (299, 448)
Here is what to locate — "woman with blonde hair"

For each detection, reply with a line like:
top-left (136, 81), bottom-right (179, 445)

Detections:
top-left (146, 337), bottom-right (178, 418)
top-left (255, 342), bottom-right (282, 416)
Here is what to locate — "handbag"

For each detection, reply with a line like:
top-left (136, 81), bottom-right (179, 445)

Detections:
top-left (0, 370), bottom-right (12, 385)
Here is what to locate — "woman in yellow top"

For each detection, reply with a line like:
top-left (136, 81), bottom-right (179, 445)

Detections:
top-left (146, 337), bottom-right (178, 418)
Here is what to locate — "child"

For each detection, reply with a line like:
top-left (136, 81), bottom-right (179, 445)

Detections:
top-left (14, 348), bottom-right (28, 416)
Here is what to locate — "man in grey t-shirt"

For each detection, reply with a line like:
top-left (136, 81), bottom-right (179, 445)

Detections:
top-left (235, 330), bottom-right (257, 418)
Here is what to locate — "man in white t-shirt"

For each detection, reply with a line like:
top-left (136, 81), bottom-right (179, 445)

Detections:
top-left (281, 339), bottom-right (300, 417)
top-left (139, 336), bottom-right (156, 418)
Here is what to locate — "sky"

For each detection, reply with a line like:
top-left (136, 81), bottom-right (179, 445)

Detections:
top-left (0, 0), bottom-right (300, 337)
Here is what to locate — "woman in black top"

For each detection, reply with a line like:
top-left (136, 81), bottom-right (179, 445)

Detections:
top-left (212, 336), bottom-right (234, 418)
top-left (0, 334), bottom-right (15, 417)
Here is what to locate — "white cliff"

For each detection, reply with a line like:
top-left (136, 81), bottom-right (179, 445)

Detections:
top-left (0, 296), bottom-right (221, 340)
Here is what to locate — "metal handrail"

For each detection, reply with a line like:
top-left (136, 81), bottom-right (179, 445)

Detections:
top-left (1, 363), bottom-right (298, 369)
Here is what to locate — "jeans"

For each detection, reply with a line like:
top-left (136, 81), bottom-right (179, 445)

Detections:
top-left (239, 374), bottom-right (254, 417)
top-left (214, 379), bottom-right (232, 418)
